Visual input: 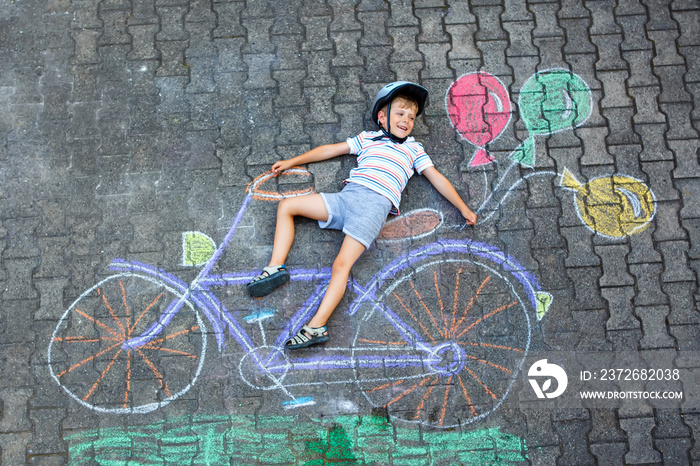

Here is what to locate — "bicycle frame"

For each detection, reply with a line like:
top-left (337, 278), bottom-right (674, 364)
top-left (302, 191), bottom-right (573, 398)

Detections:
top-left (51, 168), bottom-right (553, 426)
top-left (108, 169), bottom-right (552, 411)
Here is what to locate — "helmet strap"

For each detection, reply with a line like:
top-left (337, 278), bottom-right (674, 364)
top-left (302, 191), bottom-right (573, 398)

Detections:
top-left (373, 102), bottom-right (408, 144)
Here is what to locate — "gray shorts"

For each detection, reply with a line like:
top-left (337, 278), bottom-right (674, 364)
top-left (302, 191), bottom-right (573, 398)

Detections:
top-left (319, 182), bottom-right (393, 248)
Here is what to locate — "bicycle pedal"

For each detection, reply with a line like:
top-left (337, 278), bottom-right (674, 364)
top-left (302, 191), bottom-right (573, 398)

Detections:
top-left (282, 397), bottom-right (315, 409)
top-left (243, 309), bottom-right (275, 323)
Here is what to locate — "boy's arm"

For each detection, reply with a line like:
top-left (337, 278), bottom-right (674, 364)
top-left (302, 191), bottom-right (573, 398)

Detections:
top-left (422, 166), bottom-right (477, 225)
top-left (272, 142), bottom-right (351, 174)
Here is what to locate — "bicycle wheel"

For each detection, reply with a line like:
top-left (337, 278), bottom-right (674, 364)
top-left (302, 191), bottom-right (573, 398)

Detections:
top-left (353, 254), bottom-right (531, 428)
top-left (48, 273), bottom-right (207, 414)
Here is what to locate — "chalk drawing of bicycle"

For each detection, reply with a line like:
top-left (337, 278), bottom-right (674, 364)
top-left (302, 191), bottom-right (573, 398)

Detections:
top-left (48, 167), bottom-right (553, 429)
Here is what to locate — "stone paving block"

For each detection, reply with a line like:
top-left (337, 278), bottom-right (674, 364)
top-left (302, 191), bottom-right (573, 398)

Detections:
top-left (599, 70), bottom-right (633, 108)
top-left (630, 263), bottom-right (668, 306)
top-left (590, 442), bottom-right (629, 465)
top-left (664, 281), bottom-right (700, 327)
top-left (683, 46), bottom-right (700, 84)
top-left (641, 0), bottom-right (679, 31)
top-left (418, 43), bottom-right (453, 79)
top-left (560, 226), bottom-right (601, 267)
top-left (623, 50), bottom-right (660, 89)
top-left (553, 419), bottom-right (596, 465)
top-left (156, 5), bottom-right (189, 41)
top-left (604, 107), bottom-right (641, 145)
top-left (2, 259), bottom-right (40, 301)
top-left (658, 240), bottom-right (696, 283)
top-left (630, 86), bottom-right (667, 125)
top-left (683, 218), bottom-right (700, 260)
top-left (653, 200), bottom-right (690, 242)
top-left (656, 437), bottom-right (693, 465)
top-left (638, 124), bottom-right (674, 161)
top-left (573, 309), bottom-right (612, 350)
top-left (661, 102), bottom-right (699, 140)
top-left (526, 445), bottom-right (560, 465)
top-left (359, 45), bottom-right (393, 82)
top-left (155, 41), bottom-right (189, 77)
top-left (98, 10), bottom-right (131, 47)
top-left (567, 264), bottom-right (607, 307)
top-left (669, 139), bottom-right (700, 179)
top-left (683, 413), bottom-right (700, 461)
top-left (587, 0), bottom-right (621, 35)
top-left (615, 0), bottom-right (647, 15)
top-left (530, 3), bottom-right (564, 38)
top-left (533, 37), bottom-right (567, 69)
top-left (618, 15), bottom-right (653, 51)
top-left (620, 417), bottom-right (662, 464)
top-left (674, 10), bottom-right (700, 47)
top-left (0, 432), bottom-right (33, 465)
top-left (415, 7), bottom-right (450, 44)
top-left (596, 243), bottom-right (635, 287)
top-left (445, 22), bottom-right (480, 62)
top-left (472, 5), bottom-right (506, 42)
top-left (476, 40), bottom-right (516, 76)
top-left (588, 409), bottom-right (627, 443)
top-left (212, 2), bottom-right (245, 39)
top-left (503, 20), bottom-right (538, 57)
top-left (445, 0), bottom-right (477, 23)
top-left (561, 18), bottom-right (596, 55)
top-left (656, 65), bottom-right (694, 103)
top-left (637, 305), bottom-right (676, 349)
top-left (608, 143), bottom-right (644, 179)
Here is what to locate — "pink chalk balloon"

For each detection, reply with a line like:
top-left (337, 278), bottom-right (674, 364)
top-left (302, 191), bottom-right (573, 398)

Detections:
top-left (446, 72), bottom-right (512, 167)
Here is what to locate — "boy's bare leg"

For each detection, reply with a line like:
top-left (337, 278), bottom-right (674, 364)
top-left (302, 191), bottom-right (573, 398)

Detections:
top-left (269, 193), bottom-right (328, 267)
top-left (307, 235), bottom-right (366, 328)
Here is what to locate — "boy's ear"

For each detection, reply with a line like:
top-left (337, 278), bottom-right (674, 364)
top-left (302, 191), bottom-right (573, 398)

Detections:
top-left (377, 109), bottom-right (387, 127)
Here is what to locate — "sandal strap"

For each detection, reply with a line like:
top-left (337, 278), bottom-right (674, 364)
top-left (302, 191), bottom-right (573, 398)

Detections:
top-left (250, 264), bottom-right (286, 283)
top-left (288, 325), bottom-right (326, 345)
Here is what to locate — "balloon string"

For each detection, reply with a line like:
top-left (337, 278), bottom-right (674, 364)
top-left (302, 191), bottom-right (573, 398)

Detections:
top-left (475, 165), bottom-right (558, 224)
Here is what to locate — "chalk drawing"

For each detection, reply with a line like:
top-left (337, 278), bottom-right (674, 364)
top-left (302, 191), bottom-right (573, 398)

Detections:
top-left (49, 168), bottom-right (551, 429)
top-left (67, 413), bottom-right (528, 465)
top-left (48, 272), bottom-right (209, 414)
top-left (377, 208), bottom-right (443, 242)
top-left (446, 71), bottom-right (512, 167)
top-left (444, 70), bottom-right (656, 240)
top-left (560, 168), bottom-right (656, 238)
top-left (182, 231), bottom-right (216, 266)
top-left (511, 69), bottom-right (592, 167)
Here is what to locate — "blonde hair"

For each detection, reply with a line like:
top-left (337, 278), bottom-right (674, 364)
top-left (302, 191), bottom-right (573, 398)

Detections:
top-left (380, 94), bottom-right (420, 116)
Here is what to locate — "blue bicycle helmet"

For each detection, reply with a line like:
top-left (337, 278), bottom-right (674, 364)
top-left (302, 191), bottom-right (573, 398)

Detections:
top-left (371, 81), bottom-right (429, 125)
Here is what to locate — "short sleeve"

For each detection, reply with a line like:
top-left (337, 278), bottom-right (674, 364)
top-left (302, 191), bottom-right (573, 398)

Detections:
top-left (412, 142), bottom-right (434, 174)
top-left (346, 132), bottom-right (367, 155)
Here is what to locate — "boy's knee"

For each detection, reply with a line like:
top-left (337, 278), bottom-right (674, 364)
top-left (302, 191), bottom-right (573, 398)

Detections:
top-left (332, 255), bottom-right (354, 273)
top-left (277, 198), bottom-right (292, 215)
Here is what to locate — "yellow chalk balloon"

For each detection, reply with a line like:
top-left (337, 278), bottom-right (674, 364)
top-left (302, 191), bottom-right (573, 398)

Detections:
top-left (560, 169), bottom-right (656, 238)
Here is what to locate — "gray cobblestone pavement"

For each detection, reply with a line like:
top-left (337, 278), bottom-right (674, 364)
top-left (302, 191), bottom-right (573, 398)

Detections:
top-left (1, 0), bottom-right (700, 464)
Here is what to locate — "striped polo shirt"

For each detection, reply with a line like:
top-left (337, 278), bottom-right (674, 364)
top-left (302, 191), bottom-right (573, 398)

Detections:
top-left (345, 130), bottom-right (434, 215)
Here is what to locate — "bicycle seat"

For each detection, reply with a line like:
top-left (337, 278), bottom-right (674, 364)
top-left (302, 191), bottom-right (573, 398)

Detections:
top-left (377, 208), bottom-right (443, 241)
top-left (247, 167), bottom-right (315, 201)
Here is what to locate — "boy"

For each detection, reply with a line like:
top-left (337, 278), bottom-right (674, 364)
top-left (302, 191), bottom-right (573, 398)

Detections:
top-left (247, 81), bottom-right (477, 349)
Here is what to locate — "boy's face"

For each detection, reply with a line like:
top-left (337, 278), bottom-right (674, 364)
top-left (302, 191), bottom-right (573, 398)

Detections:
top-left (378, 100), bottom-right (417, 139)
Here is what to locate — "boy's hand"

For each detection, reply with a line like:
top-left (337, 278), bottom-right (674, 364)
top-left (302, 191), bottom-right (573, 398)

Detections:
top-left (463, 208), bottom-right (477, 226)
top-left (271, 160), bottom-right (292, 175)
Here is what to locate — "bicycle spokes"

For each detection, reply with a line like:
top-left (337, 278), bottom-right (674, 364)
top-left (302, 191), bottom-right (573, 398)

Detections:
top-left (354, 258), bottom-right (530, 428)
top-left (49, 274), bottom-right (207, 414)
